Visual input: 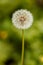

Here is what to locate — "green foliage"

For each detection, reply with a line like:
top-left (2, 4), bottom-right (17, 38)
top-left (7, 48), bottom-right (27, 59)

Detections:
top-left (0, 0), bottom-right (43, 65)
top-left (0, 0), bottom-right (21, 17)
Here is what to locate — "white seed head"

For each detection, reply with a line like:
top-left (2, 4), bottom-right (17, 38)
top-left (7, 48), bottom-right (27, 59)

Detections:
top-left (12, 9), bottom-right (33, 29)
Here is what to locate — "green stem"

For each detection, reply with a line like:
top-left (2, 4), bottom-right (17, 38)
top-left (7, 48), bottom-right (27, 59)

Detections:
top-left (21, 29), bottom-right (24, 65)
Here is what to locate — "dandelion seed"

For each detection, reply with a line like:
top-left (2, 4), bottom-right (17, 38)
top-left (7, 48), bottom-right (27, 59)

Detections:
top-left (12, 9), bottom-right (33, 29)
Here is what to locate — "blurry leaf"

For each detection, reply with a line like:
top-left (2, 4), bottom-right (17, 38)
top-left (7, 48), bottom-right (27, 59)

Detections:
top-left (34, 19), bottom-right (43, 33)
top-left (0, 41), bottom-right (14, 63)
top-left (24, 50), bottom-right (36, 65)
top-left (0, 0), bottom-right (21, 16)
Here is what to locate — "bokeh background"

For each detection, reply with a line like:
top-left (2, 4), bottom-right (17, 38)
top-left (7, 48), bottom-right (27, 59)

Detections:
top-left (0, 0), bottom-right (43, 65)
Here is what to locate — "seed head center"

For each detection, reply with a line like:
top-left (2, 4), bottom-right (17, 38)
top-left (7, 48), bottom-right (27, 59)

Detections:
top-left (20, 16), bottom-right (26, 22)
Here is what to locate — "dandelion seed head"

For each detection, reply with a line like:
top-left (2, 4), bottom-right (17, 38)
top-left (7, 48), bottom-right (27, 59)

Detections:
top-left (12, 9), bottom-right (33, 29)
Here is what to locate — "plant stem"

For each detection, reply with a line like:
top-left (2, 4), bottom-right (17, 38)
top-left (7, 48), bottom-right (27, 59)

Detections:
top-left (21, 29), bottom-right (24, 65)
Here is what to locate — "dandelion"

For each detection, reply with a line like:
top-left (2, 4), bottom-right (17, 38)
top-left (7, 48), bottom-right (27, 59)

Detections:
top-left (12, 9), bottom-right (33, 65)
top-left (12, 9), bottom-right (33, 29)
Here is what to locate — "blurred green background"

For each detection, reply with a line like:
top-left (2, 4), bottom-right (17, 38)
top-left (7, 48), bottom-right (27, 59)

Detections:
top-left (0, 0), bottom-right (43, 65)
